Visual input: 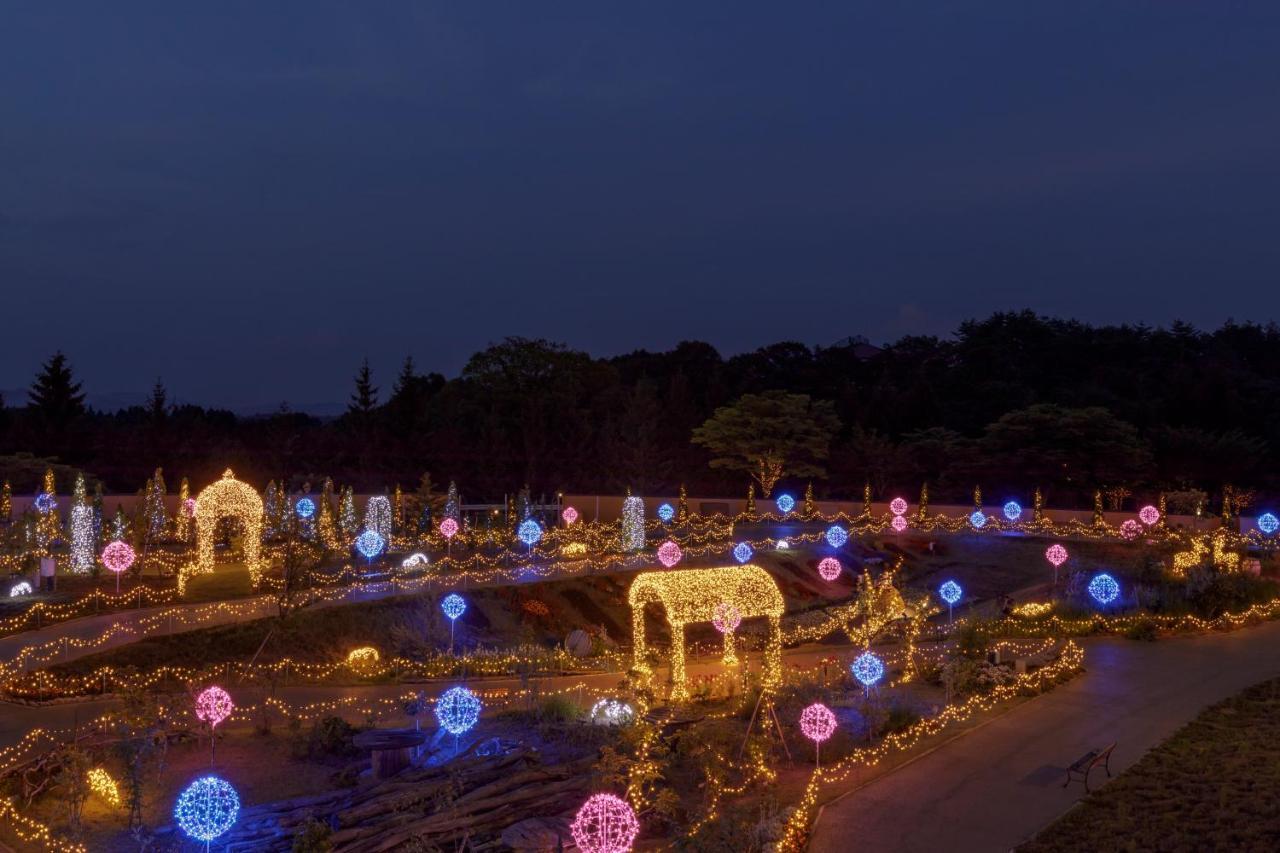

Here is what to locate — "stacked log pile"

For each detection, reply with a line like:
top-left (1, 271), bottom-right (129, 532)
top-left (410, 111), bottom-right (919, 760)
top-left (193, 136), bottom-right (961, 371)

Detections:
top-left (216, 747), bottom-right (590, 851)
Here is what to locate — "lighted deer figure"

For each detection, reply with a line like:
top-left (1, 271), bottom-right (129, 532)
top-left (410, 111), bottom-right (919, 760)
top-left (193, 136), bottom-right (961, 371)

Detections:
top-left (1171, 536), bottom-right (1210, 577)
top-left (629, 565), bottom-right (785, 701)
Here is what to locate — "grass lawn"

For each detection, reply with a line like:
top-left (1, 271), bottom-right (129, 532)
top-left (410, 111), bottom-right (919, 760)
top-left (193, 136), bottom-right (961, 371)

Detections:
top-left (1020, 676), bottom-right (1280, 852)
top-left (180, 561), bottom-right (254, 601)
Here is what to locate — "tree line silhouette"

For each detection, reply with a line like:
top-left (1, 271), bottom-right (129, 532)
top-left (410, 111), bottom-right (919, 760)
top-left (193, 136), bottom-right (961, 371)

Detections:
top-left (2, 311), bottom-right (1277, 511)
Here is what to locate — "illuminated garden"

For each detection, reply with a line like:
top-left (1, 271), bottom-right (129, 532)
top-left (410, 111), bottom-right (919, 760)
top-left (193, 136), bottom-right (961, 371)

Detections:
top-left (1, 458), bottom-right (1278, 851)
top-left (3, 325), bottom-right (1280, 852)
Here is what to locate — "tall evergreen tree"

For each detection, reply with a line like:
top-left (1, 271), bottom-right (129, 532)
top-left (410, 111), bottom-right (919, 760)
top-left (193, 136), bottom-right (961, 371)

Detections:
top-left (28, 351), bottom-right (86, 426)
top-left (148, 378), bottom-right (168, 424)
top-left (36, 468), bottom-right (60, 547)
top-left (317, 478), bottom-right (340, 550)
top-left (393, 356), bottom-right (415, 398)
top-left (176, 477), bottom-right (192, 542)
top-left (263, 481), bottom-right (280, 539)
top-left (414, 472), bottom-right (439, 534)
top-left (339, 486), bottom-right (358, 539)
top-left (92, 482), bottom-right (104, 544)
top-left (349, 358), bottom-right (379, 415)
top-left (145, 468), bottom-right (167, 539)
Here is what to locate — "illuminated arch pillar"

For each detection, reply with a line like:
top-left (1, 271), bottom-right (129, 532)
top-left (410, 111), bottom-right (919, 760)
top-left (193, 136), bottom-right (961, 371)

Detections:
top-left (186, 470), bottom-right (265, 593)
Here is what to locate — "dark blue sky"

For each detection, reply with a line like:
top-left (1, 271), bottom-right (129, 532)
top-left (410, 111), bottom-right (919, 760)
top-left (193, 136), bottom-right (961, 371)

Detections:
top-left (3, 2), bottom-right (1278, 410)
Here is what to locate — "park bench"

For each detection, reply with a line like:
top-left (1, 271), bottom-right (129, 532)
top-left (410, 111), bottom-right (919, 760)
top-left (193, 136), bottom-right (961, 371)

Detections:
top-left (1063, 742), bottom-right (1115, 792)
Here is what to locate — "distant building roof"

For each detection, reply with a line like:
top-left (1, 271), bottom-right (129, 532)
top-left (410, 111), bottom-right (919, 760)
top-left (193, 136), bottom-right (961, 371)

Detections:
top-left (830, 335), bottom-right (884, 359)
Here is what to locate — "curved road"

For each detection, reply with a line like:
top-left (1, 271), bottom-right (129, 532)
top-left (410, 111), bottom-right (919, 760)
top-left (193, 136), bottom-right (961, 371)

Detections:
top-left (809, 619), bottom-right (1280, 853)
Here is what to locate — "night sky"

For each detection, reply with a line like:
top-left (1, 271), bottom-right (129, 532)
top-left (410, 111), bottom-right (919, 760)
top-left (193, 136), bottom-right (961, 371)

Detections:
top-left (4, 3), bottom-right (1278, 410)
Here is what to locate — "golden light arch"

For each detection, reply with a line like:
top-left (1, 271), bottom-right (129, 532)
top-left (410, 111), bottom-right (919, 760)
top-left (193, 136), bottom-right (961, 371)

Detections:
top-left (184, 469), bottom-right (265, 592)
top-left (629, 564), bottom-right (784, 702)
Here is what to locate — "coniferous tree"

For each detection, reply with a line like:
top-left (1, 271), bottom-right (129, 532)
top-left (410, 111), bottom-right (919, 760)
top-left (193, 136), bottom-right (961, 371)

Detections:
top-left (263, 481), bottom-right (279, 539)
top-left (339, 486), bottom-right (358, 539)
top-left (92, 482), bottom-right (104, 544)
top-left (444, 481), bottom-right (460, 522)
top-left (349, 359), bottom-right (379, 415)
top-left (516, 485), bottom-right (532, 521)
top-left (393, 357), bottom-right (415, 398)
top-left (317, 479), bottom-right (340, 551)
top-left (176, 478), bottom-right (192, 542)
top-left (145, 469), bottom-right (167, 540)
top-left (148, 379), bottom-right (168, 424)
top-left (414, 472), bottom-right (439, 535)
top-left (28, 351), bottom-right (86, 426)
top-left (1, 480), bottom-right (12, 524)
top-left (37, 468), bottom-right (60, 548)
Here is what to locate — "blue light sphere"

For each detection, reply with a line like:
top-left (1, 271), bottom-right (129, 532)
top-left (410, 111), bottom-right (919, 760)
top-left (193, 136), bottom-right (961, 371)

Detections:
top-left (295, 497), bottom-right (316, 519)
top-left (850, 651), bottom-right (885, 687)
top-left (825, 525), bottom-right (849, 548)
top-left (969, 511), bottom-right (987, 529)
top-left (1088, 573), bottom-right (1120, 606)
top-left (441, 593), bottom-right (466, 621)
top-left (733, 542), bottom-right (754, 563)
top-left (656, 503), bottom-right (675, 522)
top-left (939, 580), bottom-right (962, 606)
top-left (355, 529), bottom-right (385, 560)
top-left (174, 775), bottom-right (240, 843)
top-left (436, 685), bottom-right (482, 735)
top-left (776, 494), bottom-right (795, 514)
top-left (1258, 512), bottom-right (1279, 535)
top-left (1003, 501), bottom-right (1022, 521)
top-left (517, 519), bottom-right (543, 546)
top-left (34, 493), bottom-right (56, 513)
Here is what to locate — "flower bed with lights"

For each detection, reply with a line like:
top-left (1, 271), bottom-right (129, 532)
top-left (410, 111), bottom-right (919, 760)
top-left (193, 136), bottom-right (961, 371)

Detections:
top-left (2, 479), bottom-right (1278, 852)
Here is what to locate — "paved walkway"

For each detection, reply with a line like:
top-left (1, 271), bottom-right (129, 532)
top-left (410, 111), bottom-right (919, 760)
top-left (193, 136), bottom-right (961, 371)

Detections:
top-left (810, 619), bottom-right (1280, 853)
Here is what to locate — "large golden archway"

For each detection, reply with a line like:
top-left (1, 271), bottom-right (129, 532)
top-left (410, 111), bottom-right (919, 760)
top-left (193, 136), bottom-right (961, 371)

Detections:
top-left (184, 469), bottom-right (264, 592)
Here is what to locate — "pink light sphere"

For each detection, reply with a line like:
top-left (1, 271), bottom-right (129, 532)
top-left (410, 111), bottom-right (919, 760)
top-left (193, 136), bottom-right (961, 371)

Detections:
top-left (101, 541), bottom-right (136, 574)
top-left (800, 702), bottom-right (837, 743)
top-left (890, 514), bottom-right (908, 533)
top-left (1120, 519), bottom-right (1141, 540)
top-left (1139, 505), bottom-right (1160, 526)
top-left (657, 540), bottom-right (682, 568)
top-left (712, 602), bottom-right (742, 633)
top-left (571, 792), bottom-right (640, 853)
top-left (195, 685), bottom-right (234, 729)
top-left (562, 505), bottom-right (579, 525)
top-left (182, 498), bottom-right (197, 518)
top-left (817, 557), bottom-right (842, 581)
top-left (1045, 543), bottom-right (1068, 567)
top-left (889, 498), bottom-right (908, 516)
top-left (439, 518), bottom-right (458, 539)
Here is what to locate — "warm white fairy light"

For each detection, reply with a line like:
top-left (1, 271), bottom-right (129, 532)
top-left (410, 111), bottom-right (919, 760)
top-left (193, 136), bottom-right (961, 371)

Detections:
top-left (629, 564), bottom-right (784, 700)
top-left (69, 505), bottom-right (94, 573)
top-left (190, 470), bottom-right (264, 591)
top-left (364, 496), bottom-right (392, 542)
top-left (621, 496), bottom-right (645, 551)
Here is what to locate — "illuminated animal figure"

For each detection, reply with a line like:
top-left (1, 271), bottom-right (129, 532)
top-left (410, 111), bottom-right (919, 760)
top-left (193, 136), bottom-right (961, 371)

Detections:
top-left (1211, 529), bottom-right (1240, 572)
top-left (1171, 536), bottom-right (1209, 578)
top-left (184, 470), bottom-right (265, 593)
top-left (629, 565), bottom-right (784, 701)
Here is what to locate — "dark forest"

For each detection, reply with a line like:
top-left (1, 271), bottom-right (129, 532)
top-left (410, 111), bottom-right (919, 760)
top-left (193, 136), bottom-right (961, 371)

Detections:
top-left (3, 312), bottom-right (1277, 510)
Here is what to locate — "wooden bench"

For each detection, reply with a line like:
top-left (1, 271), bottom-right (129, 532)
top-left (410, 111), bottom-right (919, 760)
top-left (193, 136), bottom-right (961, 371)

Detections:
top-left (1063, 742), bottom-right (1115, 792)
